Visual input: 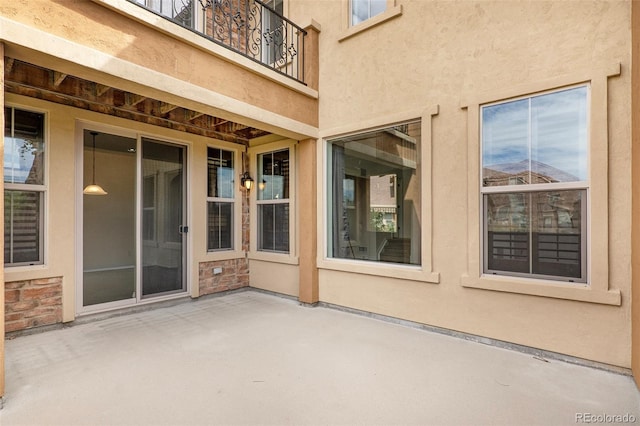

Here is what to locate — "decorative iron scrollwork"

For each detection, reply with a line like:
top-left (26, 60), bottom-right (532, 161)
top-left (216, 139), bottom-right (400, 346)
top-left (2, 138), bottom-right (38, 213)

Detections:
top-left (130, 0), bottom-right (306, 84)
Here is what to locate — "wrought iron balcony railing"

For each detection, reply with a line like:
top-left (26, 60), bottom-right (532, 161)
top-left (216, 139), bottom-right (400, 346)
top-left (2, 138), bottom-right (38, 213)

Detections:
top-left (130, 0), bottom-right (307, 84)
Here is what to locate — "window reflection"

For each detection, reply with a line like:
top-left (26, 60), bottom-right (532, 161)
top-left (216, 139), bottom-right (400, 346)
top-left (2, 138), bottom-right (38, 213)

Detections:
top-left (4, 108), bottom-right (45, 185)
top-left (328, 121), bottom-right (421, 265)
top-left (486, 190), bottom-right (583, 279)
top-left (482, 86), bottom-right (588, 187)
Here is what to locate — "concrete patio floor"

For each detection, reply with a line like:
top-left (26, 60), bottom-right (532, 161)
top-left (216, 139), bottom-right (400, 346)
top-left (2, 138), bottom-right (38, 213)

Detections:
top-left (1, 290), bottom-right (639, 426)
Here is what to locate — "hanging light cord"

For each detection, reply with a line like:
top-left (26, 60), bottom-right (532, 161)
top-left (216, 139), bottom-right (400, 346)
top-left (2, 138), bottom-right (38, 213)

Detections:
top-left (91, 131), bottom-right (98, 184)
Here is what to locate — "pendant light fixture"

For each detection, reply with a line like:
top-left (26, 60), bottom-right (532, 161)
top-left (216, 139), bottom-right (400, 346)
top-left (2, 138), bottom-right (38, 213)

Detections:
top-left (83, 131), bottom-right (108, 195)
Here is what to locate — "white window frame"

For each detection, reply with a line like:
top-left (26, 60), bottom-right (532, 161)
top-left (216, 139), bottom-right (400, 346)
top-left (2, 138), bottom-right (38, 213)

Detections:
top-left (461, 64), bottom-right (622, 305)
top-left (480, 85), bottom-right (589, 283)
top-left (4, 105), bottom-right (47, 268)
top-left (206, 146), bottom-right (236, 252)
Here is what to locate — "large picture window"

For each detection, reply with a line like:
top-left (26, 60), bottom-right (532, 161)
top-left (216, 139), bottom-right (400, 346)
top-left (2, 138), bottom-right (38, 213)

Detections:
top-left (481, 86), bottom-right (588, 282)
top-left (327, 121), bottom-right (421, 265)
top-left (207, 147), bottom-right (234, 251)
top-left (4, 107), bottom-right (46, 266)
top-left (257, 149), bottom-right (290, 253)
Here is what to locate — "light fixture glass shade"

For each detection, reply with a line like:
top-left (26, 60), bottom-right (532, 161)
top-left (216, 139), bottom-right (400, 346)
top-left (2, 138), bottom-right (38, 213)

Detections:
top-left (85, 131), bottom-right (108, 195)
top-left (243, 177), bottom-right (253, 190)
top-left (83, 184), bottom-right (108, 195)
top-left (240, 171), bottom-right (254, 191)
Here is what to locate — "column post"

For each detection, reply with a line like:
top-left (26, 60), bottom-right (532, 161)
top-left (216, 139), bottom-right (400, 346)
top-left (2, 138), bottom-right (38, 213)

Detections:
top-left (298, 138), bottom-right (318, 305)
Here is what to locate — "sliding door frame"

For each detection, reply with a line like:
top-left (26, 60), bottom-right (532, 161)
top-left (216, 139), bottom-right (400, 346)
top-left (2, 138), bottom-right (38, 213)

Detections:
top-left (75, 121), bottom-right (191, 316)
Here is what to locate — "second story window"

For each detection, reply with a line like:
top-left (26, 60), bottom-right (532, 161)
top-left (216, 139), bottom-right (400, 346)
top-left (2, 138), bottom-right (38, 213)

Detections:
top-left (351, 0), bottom-right (386, 26)
top-left (262, 0), bottom-right (285, 64)
top-left (207, 147), bottom-right (234, 251)
top-left (4, 107), bottom-right (46, 266)
top-left (133, 0), bottom-right (195, 28)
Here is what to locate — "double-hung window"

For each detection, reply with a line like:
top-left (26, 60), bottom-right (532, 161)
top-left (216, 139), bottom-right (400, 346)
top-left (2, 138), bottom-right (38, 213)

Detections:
top-left (207, 147), bottom-right (234, 251)
top-left (481, 85), bottom-right (588, 282)
top-left (351, 0), bottom-right (386, 26)
top-left (4, 107), bottom-right (46, 266)
top-left (257, 149), bottom-right (290, 253)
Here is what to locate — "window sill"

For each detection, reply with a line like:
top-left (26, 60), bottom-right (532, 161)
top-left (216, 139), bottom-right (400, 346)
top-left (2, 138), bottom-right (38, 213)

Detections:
top-left (201, 250), bottom-right (245, 262)
top-left (318, 257), bottom-right (439, 284)
top-left (461, 274), bottom-right (621, 306)
top-left (338, 5), bottom-right (403, 42)
top-left (4, 264), bottom-right (50, 280)
top-left (248, 251), bottom-right (299, 265)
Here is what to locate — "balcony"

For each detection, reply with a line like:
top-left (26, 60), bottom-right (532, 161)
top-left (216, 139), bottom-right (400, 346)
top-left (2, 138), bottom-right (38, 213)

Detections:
top-left (128, 0), bottom-right (307, 84)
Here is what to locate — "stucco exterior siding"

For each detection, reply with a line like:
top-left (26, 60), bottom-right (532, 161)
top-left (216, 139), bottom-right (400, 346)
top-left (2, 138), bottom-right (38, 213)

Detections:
top-left (302, 0), bottom-right (633, 368)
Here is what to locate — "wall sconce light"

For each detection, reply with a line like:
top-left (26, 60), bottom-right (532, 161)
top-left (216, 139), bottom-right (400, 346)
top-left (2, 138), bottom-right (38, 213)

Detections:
top-left (240, 171), bottom-right (254, 191)
top-left (83, 131), bottom-right (108, 195)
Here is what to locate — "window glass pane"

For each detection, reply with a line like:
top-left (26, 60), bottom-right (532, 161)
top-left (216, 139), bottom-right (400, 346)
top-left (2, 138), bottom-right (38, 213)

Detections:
top-left (328, 121), bottom-right (421, 265)
top-left (207, 148), bottom-right (234, 199)
top-left (258, 203), bottom-right (289, 252)
top-left (351, 0), bottom-right (369, 25)
top-left (4, 109), bottom-right (45, 185)
top-left (485, 192), bottom-right (530, 274)
top-left (142, 175), bottom-right (156, 241)
top-left (5, 190), bottom-right (42, 265)
top-left (482, 99), bottom-right (529, 187)
top-left (485, 190), bottom-right (584, 280)
top-left (531, 87), bottom-right (588, 182)
top-left (482, 86), bottom-right (588, 187)
top-left (532, 190), bottom-right (583, 278)
top-left (262, 0), bottom-right (284, 64)
top-left (370, 0), bottom-right (386, 17)
top-left (351, 0), bottom-right (386, 25)
top-left (257, 149), bottom-right (289, 201)
top-left (207, 202), bottom-right (233, 250)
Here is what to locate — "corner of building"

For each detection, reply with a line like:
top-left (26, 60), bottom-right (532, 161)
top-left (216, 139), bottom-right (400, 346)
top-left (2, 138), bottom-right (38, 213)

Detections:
top-left (631, 0), bottom-right (640, 391)
top-left (0, 41), bottom-right (6, 404)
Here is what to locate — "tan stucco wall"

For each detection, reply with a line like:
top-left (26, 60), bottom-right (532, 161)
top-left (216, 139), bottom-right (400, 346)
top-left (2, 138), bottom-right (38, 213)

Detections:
top-left (0, 0), bottom-right (318, 137)
top-left (632, 0), bottom-right (640, 388)
top-left (299, 0), bottom-right (633, 367)
top-left (249, 260), bottom-right (299, 297)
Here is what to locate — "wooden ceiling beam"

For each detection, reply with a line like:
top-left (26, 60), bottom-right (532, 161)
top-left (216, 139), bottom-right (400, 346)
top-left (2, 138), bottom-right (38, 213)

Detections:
top-left (159, 102), bottom-right (179, 115)
top-left (5, 58), bottom-right (15, 73)
top-left (52, 71), bottom-right (67, 87)
top-left (185, 110), bottom-right (205, 121)
top-left (125, 93), bottom-right (146, 107)
top-left (95, 83), bottom-right (111, 97)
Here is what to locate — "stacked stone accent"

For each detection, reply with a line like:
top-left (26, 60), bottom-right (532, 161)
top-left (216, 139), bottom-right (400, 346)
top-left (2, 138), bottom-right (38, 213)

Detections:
top-left (5, 276), bottom-right (63, 333)
top-left (196, 150), bottom-right (252, 296)
top-left (199, 259), bottom-right (249, 295)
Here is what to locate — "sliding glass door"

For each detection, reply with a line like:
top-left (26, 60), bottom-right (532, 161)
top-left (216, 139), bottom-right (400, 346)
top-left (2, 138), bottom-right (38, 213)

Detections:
top-left (81, 132), bottom-right (187, 310)
top-left (141, 138), bottom-right (186, 297)
top-left (82, 131), bottom-right (137, 307)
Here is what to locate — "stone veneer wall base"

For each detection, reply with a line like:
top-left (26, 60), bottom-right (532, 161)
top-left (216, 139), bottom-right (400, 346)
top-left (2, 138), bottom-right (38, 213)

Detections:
top-left (5, 277), bottom-right (63, 333)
